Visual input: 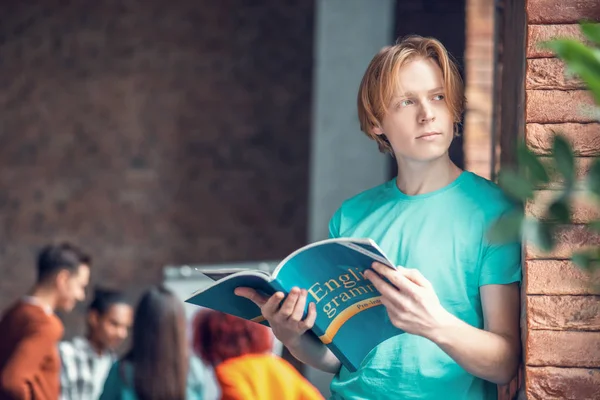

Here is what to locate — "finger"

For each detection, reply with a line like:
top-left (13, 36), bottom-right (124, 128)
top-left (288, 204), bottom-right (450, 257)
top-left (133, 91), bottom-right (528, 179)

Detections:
top-left (278, 287), bottom-right (300, 318)
top-left (371, 263), bottom-right (417, 295)
top-left (290, 289), bottom-right (308, 321)
top-left (402, 268), bottom-right (433, 289)
top-left (300, 302), bottom-right (317, 330)
top-left (364, 270), bottom-right (399, 298)
top-left (262, 291), bottom-right (285, 318)
top-left (235, 287), bottom-right (270, 307)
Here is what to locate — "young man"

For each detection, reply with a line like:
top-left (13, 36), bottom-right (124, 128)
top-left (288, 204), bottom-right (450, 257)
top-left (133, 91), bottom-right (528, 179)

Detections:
top-left (59, 287), bottom-right (133, 400)
top-left (237, 35), bottom-right (521, 399)
top-left (0, 242), bottom-right (91, 400)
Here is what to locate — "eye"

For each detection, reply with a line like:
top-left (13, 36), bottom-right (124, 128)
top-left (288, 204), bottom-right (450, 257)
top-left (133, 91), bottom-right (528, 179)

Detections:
top-left (433, 94), bottom-right (445, 101)
top-left (399, 99), bottom-right (413, 107)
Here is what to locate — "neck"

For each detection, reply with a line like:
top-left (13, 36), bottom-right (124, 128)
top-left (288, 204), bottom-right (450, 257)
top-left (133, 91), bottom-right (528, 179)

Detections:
top-left (395, 154), bottom-right (462, 196)
top-left (28, 285), bottom-right (59, 312)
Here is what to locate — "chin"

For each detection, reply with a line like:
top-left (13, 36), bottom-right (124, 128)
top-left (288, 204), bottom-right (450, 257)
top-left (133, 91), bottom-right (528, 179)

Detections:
top-left (108, 341), bottom-right (123, 350)
top-left (400, 141), bottom-right (450, 162)
top-left (58, 302), bottom-right (76, 312)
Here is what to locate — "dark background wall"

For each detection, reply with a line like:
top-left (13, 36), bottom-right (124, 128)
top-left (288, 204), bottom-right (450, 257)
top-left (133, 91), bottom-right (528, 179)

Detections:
top-left (0, 0), bottom-right (314, 336)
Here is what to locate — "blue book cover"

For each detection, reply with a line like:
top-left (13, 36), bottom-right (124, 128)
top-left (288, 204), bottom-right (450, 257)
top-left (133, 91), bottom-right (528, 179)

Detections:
top-left (185, 237), bottom-right (404, 372)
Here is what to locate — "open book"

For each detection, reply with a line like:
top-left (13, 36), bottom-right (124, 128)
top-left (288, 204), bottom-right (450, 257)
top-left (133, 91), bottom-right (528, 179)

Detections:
top-left (185, 237), bottom-right (404, 372)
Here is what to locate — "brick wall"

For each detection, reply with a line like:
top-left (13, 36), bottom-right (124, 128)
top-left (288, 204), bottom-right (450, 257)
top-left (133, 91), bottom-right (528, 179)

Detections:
top-left (0, 0), bottom-right (314, 336)
top-left (464, 0), bottom-right (495, 179)
top-left (524, 1), bottom-right (600, 398)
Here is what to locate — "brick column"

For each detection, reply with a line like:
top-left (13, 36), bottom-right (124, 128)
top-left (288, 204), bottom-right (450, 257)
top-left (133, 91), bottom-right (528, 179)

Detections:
top-left (524, 1), bottom-right (600, 398)
top-left (464, 0), bottom-right (496, 179)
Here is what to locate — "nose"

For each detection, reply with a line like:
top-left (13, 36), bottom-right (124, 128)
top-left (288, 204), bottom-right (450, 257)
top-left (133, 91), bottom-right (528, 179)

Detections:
top-left (419, 102), bottom-right (435, 124)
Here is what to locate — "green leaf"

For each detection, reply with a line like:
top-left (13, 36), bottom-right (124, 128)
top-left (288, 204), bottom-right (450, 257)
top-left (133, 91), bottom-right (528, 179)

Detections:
top-left (588, 220), bottom-right (600, 233)
top-left (572, 250), bottom-right (593, 270)
top-left (581, 22), bottom-right (600, 46)
top-left (523, 218), bottom-right (555, 252)
top-left (497, 170), bottom-right (535, 201)
top-left (552, 134), bottom-right (576, 183)
top-left (586, 158), bottom-right (600, 197)
top-left (486, 209), bottom-right (524, 244)
top-left (517, 141), bottom-right (550, 184)
top-left (548, 200), bottom-right (571, 223)
top-left (543, 39), bottom-right (600, 105)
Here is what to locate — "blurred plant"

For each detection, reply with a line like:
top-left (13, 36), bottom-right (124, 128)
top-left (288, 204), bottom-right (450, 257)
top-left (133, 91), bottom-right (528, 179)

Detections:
top-left (487, 21), bottom-right (600, 272)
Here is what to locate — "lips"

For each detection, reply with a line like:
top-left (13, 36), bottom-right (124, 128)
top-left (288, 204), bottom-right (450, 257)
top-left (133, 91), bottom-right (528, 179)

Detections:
top-left (416, 132), bottom-right (441, 139)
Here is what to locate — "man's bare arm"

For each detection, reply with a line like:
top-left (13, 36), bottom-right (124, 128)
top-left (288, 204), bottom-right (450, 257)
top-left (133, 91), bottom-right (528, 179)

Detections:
top-left (428, 283), bottom-right (521, 384)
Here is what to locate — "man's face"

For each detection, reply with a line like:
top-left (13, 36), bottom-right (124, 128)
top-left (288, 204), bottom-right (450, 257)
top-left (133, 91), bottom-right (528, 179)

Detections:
top-left (373, 57), bottom-right (454, 162)
top-left (89, 304), bottom-right (133, 351)
top-left (56, 264), bottom-right (90, 312)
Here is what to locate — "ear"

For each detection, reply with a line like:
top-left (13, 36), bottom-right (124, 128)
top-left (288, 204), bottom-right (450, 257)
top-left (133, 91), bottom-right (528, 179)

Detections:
top-left (372, 125), bottom-right (384, 136)
top-left (88, 310), bottom-right (99, 327)
top-left (55, 269), bottom-right (71, 290)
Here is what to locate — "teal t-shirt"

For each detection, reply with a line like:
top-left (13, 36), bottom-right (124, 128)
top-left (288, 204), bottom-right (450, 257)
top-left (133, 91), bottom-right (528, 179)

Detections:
top-left (327, 171), bottom-right (521, 400)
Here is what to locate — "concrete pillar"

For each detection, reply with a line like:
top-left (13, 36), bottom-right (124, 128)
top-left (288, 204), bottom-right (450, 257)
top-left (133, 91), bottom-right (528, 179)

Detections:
top-left (306, 0), bottom-right (395, 395)
top-left (308, 0), bottom-right (394, 243)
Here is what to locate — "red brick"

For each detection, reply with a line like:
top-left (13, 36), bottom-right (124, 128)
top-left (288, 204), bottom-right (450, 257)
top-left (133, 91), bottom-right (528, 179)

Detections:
top-left (526, 58), bottom-right (584, 90)
top-left (528, 295), bottom-right (600, 330)
top-left (527, 25), bottom-right (587, 58)
top-left (526, 330), bottom-right (600, 367)
top-left (539, 157), bottom-right (594, 190)
top-left (525, 225), bottom-right (600, 259)
top-left (526, 123), bottom-right (600, 156)
top-left (526, 190), bottom-right (600, 223)
top-left (526, 90), bottom-right (597, 123)
top-left (526, 260), bottom-right (600, 295)
top-left (527, 0), bottom-right (600, 24)
top-left (526, 366), bottom-right (600, 400)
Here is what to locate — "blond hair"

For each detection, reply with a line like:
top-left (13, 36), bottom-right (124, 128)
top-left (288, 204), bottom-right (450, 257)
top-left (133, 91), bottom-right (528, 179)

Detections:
top-left (357, 35), bottom-right (466, 153)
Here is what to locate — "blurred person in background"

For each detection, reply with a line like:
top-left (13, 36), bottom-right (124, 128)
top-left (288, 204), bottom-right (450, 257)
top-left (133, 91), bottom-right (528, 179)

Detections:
top-left (192, 309), bottom-right (323, 400)
top-left (99, 285), bottom-right (204, 400)
top-left (59, 287), bottom-right (133, 400)
top-left (0, 242), bottom-right (91, 400)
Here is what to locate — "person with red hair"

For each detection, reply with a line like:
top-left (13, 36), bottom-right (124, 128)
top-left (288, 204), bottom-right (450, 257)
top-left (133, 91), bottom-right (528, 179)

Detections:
top-left (192, 309), bottom-right (323, 400)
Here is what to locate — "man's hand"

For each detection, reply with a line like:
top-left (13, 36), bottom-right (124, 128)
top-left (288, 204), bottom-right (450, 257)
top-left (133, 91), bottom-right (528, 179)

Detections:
top-left (235, 287), bottom-right (341, 374)
top-left (364, 262), bottom-right (450, 339)
top-left (235, 287), bottom-right (317, 347)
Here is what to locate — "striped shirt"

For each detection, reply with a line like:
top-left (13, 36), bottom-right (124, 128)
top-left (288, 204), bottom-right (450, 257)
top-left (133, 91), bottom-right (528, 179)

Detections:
top-left (59, 337), bottom-right (115, 400)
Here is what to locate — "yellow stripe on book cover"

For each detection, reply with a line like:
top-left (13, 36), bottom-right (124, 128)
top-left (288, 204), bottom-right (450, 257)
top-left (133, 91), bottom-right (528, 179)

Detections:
top-left (251, 315), bottom-right (266, 323)
top-left (319, 296), bottom-right (382, 344)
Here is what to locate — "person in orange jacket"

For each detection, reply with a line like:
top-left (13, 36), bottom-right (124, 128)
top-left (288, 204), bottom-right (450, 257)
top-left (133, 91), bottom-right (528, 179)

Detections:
top-left (192, 309), bottom-right (324, 400)
top-left (0, 242), bottom-right (91, 400)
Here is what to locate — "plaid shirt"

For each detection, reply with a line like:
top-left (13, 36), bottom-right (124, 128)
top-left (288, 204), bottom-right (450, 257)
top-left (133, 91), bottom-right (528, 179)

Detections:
top-left (59, 337), bottom-right (116, 400)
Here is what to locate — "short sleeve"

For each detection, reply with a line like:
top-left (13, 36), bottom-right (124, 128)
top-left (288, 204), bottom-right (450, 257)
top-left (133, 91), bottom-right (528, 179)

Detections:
top-left (479, 241), bottom-right (522, 286)
top-left (479, 207), bottom-right (523, 286)
top-left (328, 207), bottom-right (342, 239)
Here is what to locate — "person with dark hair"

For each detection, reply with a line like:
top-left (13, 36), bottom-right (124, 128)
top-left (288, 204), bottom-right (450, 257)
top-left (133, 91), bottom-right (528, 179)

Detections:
top-left (99, 286), bottom-right (204, 400)
top-left (59, 287), bottom-right (133, 400)
top-left (0, 242), bottom-right (91, 400)
top-left (192, 309), bottom-right (323, 400)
